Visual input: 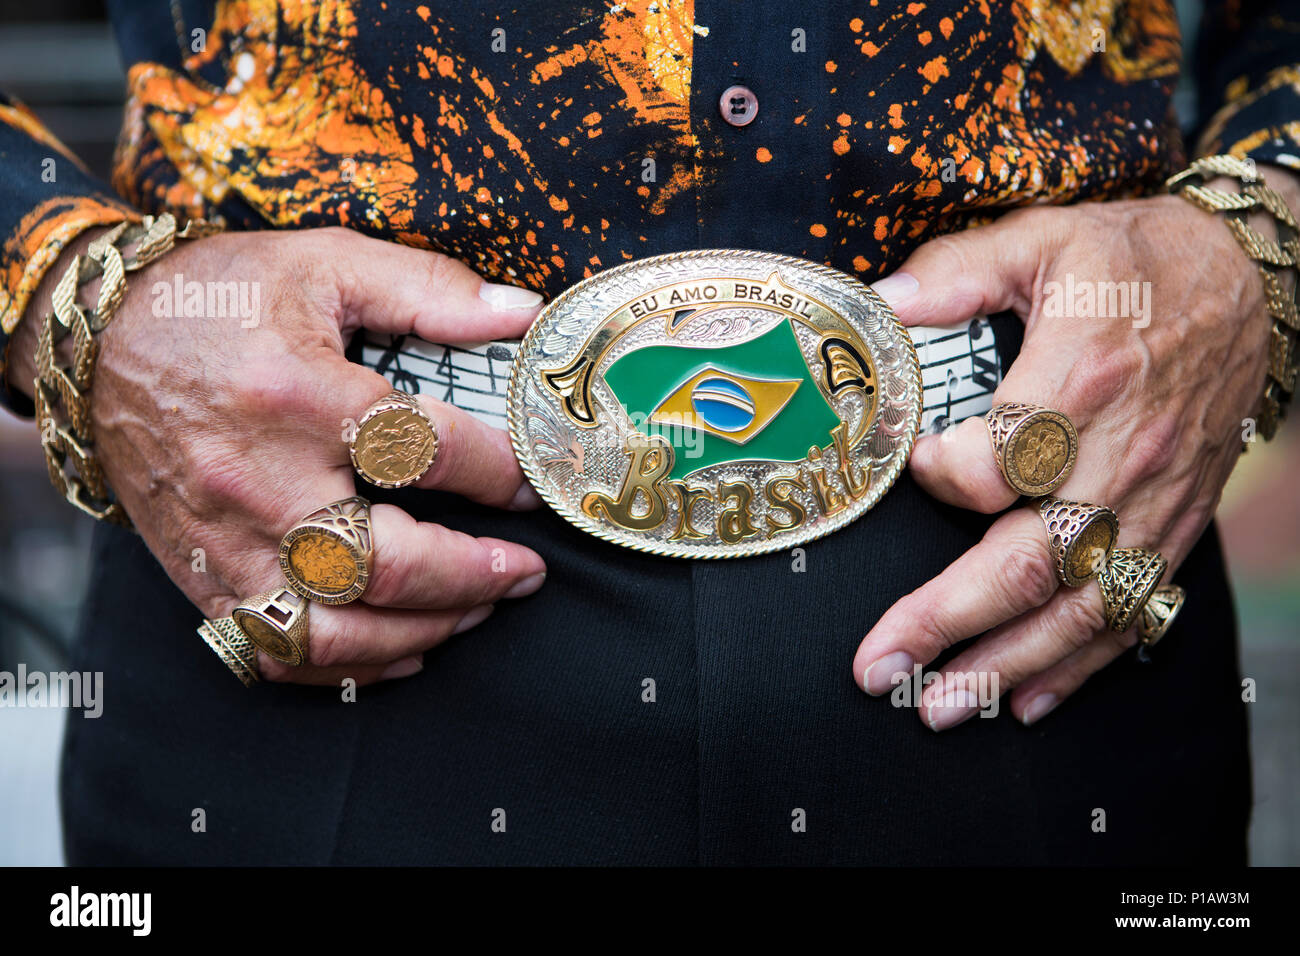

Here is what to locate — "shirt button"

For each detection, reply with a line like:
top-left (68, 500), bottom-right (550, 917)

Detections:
top-left (719, 85), bottom-right (758, 127)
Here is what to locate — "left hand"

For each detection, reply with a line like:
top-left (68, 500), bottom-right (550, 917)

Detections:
top-left (852, 168), bottom-right (1297, 730)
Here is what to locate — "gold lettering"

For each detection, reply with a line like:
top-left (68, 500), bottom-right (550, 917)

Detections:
top-left (805, 445), bottom-right (848, 517)
top-left (582, 435), bottom-right (673, 530)
top-left (716, 480), bottom-right (759, 544)
top-left (667, 481), bottom-right (710, 540)
top-left (830, 423), bottom-right (870, 499)
top-left (764, 476), bottom-right (808, 539)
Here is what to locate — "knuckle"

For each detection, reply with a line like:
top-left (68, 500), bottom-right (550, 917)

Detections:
top-left (229, 355), bottom-right (316, 420)
top-left (1053, 593), bottom-right (1108, 651)
top-left (307, 616), bottom-right (356, 669)
top-left (998, 541), bottom-right (1059, 608)
top-left (420, 252), bottom-right (461, 302)
top-left (1065, 343), bottom-right (1142, 410)
top-left (897, 593), bottom-right (956, 658)
top-left (187, 440), bottom-right (253, 507)
top-left (1120, 414), bottom-right (1180, 487)
top-left (367, 543), bottom-right (420, 607)
top-left (959, 461), bottom-right (1017, 513)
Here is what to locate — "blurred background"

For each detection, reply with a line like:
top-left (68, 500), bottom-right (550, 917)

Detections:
top-left (1, 1), bottom-right (1296, 866)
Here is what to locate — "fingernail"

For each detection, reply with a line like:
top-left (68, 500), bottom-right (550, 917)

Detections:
top-left (1022, 693), bottom-right (1059, 726)
top-left (480, 281), bottom-right (543, 312)
top-left (452, 604), bottom-right (494, 635)
top-left (379, 656), bottom-right (424, 681)
top-left (504, 571), bottom-right (546, 599)
top-left (926, 689), bottom-right (980, 732)
top-left (870, 272), bottom-right (919, 309)
top-left (509, 482), bottom-right (543, 510)
top-left (862, 651), bottom-right (913, 696)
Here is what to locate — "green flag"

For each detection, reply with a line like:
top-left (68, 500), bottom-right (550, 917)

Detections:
top-left (602, 318), bottom-right (842, 482)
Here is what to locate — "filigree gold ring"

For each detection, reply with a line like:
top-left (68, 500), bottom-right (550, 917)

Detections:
top-left (1037, 496), bottom-right (1119, 588)
top-left (1098, 547), bottom-right (1169, 632)
top-left (986, 402), bottom-right (1077, 497)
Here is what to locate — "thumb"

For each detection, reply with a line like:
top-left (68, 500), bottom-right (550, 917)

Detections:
top-left (330, 229), bottom-right (544, 343)
top-left (870, 211), bottom-right (1055, 327)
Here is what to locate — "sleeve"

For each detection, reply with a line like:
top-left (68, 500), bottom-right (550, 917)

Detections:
top-left (0, 92), bottom-right (139, 415)
top-left (1193, 0), bottom-right (1300, 169)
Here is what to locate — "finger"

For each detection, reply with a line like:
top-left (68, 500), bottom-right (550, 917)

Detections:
top-left (362, 503), bottom-right (547, 610)
top-left (870, 209), bottom-right (1059, 327)
top-left (258, 651), bottom-right (426, 688)
top-left (305, 601), bottom-right (495, 667)
top-left (909, 416), bottom-right (1018, 513)
top-left (230, 349), bottom-right (394, 463)
top-left (289, 357), bottom-right (538, 510)
top-left (854, 508), bottom-right (1059, 695)
top-left (908, 346), bottom-right (1089, 513)
top-left (917, 583), bottom-right (1110, 732)
top-left (327, 229), bottom-right (544, 342)
top-left (404, 394), bottom-right (541, 509)
top-left (1009, 627), bottom-right (1137, 726)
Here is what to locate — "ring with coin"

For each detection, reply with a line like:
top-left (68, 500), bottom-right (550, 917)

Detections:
top-left (197, 616), bottom-right (261, 686)
top-left (279, 496), bottom-right (375, 605)
top-left (1097, 547), bottom-right (1168, 632)
top-left (1138, 584), bottom-right (1186, 647)
top-left (232, 586), bottom-right (310, 665)
top-left (350, 391), bottom-right (438, 489)
top-left (1037, 496), bottom-right (1119, 587)
top-left (986, 402), bottom-right (1078, 497)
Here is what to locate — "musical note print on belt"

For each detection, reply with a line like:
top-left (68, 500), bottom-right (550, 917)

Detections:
top-left (361, 318), bottom-right (1001, 437)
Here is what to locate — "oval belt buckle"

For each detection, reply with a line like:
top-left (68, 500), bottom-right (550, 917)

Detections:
top-left (508, 250), bottom-right (922, 558)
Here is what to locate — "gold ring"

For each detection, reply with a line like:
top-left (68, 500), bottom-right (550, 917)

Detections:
top-left (986, 402), bottom-right (1078, 497)
top-left (232, 586), bottom-right (310, 665)
top-left (197, 617), bottom-right (261, 686)
top-left (1137, 583), bottom-right (1185, 646)
top-left (350, 391), bottom-right (438, 489)
top-left (1037, 496), bottom-right (1119, 587)
top-left (279, 496), bottom-right (375, 605)
top-left (1097, 547), bottom-right (1168, 632)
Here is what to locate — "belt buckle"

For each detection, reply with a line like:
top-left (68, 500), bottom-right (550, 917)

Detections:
top-left (508, 250), bottom-right (922, 558)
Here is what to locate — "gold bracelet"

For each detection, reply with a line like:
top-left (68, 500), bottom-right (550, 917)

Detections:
top-left (1166, 155), bottom-right (1299, 442)
top-left (33, 213), bottom-right (222, 526)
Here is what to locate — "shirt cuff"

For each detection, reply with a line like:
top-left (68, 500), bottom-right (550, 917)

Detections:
top-left (1195, 64), bottom-right (1300, 172)
top-left (0, 196), bottom-right (139, 416)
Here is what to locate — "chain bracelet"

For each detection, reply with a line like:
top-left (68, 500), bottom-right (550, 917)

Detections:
top-left (1167, 155), bottom-right (1299, 443)
top-left (33, 213), bottom-right (222, 526)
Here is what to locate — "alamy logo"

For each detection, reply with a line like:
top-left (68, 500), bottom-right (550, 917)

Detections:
top-left (1041, 273), bottom-right (1153, 328)
top-left (151, 273), bottom-right (261, 327)
top-left (0, 665), bottom-right (102, 718)
top-left (50, 886), bottom-right (151, 936)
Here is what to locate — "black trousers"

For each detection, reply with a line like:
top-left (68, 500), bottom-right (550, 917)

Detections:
top-left (60, 472), bottom-right (1250, 865)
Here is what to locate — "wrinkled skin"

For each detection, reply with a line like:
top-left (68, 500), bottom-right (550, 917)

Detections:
top-left (9, 227), bottom-right (551, 685)
top-left (855, 169), bottom-right (1299, 730)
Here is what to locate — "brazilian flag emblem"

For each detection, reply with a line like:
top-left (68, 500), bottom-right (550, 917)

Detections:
top-left (602, 319), bottom-right (842, 482)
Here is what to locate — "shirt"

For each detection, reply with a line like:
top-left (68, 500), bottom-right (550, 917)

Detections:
top-left (1, 0), bottom-right (1298, 403)
top-left (17, 0), bottom-right (1267, 865)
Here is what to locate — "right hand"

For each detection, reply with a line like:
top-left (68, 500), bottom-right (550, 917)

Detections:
top-left (13, 226), bottom-right (550, 685)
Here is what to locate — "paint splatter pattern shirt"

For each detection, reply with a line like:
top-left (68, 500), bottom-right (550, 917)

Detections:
top-left (2, 0), bottom-right (1299, 396)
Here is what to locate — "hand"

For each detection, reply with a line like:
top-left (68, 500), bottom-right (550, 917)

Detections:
top-left (853, 168), bottom-right (1298, 730)
top-left (9, 226), bottom-right (550, 685)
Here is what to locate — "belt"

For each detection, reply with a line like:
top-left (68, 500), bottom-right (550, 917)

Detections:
top-left (362, 250), bottom-right (1003, 557)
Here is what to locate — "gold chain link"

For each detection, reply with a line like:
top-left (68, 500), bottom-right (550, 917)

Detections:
top-left (1167, 156), bottom-right (1300, 443)
top-left (33, 213), bottom-right (222, 526)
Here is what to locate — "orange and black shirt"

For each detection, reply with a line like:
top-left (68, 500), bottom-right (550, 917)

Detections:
top-left (2, 0), bottom-right (1299, 403)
